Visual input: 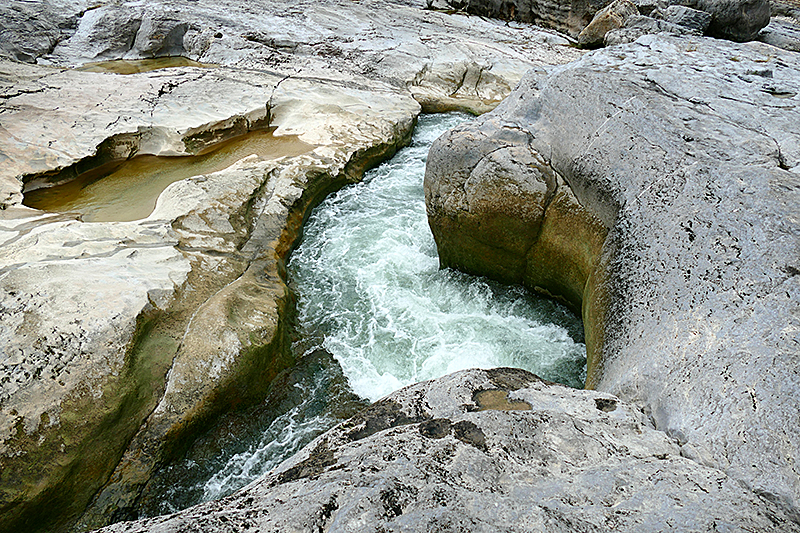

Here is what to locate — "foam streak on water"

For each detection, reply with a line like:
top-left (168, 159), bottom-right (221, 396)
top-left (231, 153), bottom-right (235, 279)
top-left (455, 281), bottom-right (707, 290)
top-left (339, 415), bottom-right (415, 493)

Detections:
top-left (186, 113), bottom-right (585, 509)
top-left (289, 113), bottom-right (586, 402)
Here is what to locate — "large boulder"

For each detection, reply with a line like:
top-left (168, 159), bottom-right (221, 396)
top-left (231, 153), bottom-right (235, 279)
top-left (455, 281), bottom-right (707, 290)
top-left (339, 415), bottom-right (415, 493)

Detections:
top-left (577, 0), bottom-right (640, 46)
top-left (425, 33), bottom-right (800, 519)
top-left (94, 368), bottom-right (800, 533)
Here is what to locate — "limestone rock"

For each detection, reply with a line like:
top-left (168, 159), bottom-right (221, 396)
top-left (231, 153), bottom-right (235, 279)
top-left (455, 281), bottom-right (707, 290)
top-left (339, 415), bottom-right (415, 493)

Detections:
top-left (679, 0), bottom-right (771, 40)
top-left (578, 0), bottom-right (640, 46)
top-left (772, 0), bottom-right (800, 20)
top-left (425, 34), bottom-right (800, 519)
top-left (443, 0), bottom-right (770, 42)
top-left (759, 17), bottom-right (800, 51)
top-left (603, 14), bottom-right (696, 45)
top-left (446, 0), bottom-right (614, 37)
top-left (0, 0), bottom-right (88, 63)
top-left (629, 0), bottom-right (669, 16)
top-left (94, 368), bottom-right (800, 533)
top-left (663, 4), bottom-right (713, 31)
top-left (0, 1), bottom-right (582, 531)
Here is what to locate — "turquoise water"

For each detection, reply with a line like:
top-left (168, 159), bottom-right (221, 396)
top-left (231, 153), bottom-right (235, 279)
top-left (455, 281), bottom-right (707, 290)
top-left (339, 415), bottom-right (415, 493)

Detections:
top-left (144, 113), bottom-right (585, 515)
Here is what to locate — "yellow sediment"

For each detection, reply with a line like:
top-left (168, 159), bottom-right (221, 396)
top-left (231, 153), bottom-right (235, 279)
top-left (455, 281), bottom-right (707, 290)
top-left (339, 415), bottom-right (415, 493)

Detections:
top-left (24, 130), bottom-right (313, 223)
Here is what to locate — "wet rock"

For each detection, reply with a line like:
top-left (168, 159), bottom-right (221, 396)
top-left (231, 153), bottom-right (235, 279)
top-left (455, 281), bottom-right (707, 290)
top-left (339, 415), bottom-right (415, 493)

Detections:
top-left (425, 34), bottom-right (800, 519)
top-left (94, 369), bottom-right (800, 533)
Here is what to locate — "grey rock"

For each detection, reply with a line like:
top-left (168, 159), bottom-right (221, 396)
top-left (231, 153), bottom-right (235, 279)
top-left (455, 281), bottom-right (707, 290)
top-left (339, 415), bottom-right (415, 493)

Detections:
top-left (629, 0), bottom-right (669, 16)
top-left (664, 5), bottom-right (713, 32)
top-left (45, 5), bottom-right (143, 62)
top-left (425, 33), bottom-right (800, 519)
top-left (445, 0), bottom-right (614, 37)
top-left (426, 0), bottom-right (453, 9)
top-left (94, 368), bottom-right (800, 533)
top-left (0, 1), bottom-right (583, 532)
top-left (440, 0), bottom-right (768, 41)
top-left (772, 0), bottom-right (800, 20)
top-left (578, 0), bottom-right (640, 46)
top-left (0, 0), bottom-right (88, 62)
top-left (679, 0), bottom-right (771, 41)
top-left (759, 17), bottom-right (800, 51)
top-left (604, 14), bottom-right (696, 45)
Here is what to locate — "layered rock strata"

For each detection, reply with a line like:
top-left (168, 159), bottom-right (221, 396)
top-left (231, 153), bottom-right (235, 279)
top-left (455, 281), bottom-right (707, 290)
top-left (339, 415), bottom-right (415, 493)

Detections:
top-left (425, 33), bottom-right (800, 520)
top-left (94, 368), bottom-right (800, 532)
top-left (0, 1), bottom-right (582, 531)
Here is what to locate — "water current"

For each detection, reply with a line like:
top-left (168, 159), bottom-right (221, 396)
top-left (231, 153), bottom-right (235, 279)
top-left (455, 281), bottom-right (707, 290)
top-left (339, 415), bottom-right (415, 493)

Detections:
top-left (142, 112), bottom-right (586, 516)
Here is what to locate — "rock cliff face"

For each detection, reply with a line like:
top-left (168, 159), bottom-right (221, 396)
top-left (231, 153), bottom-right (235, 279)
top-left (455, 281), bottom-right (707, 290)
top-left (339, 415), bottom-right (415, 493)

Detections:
top-left (94, 368), bottom-right (800, 532)
top-left (440, 0), bottom-right (774, 42)
top-left (425, 33), bottom-right (800, 520)
top-left (0, 1), bottom-right (582, 532)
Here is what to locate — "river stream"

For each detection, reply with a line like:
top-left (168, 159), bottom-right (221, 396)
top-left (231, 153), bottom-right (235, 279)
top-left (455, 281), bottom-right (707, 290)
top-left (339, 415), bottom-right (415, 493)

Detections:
top-left (141, 112), bottom-right (586, 516)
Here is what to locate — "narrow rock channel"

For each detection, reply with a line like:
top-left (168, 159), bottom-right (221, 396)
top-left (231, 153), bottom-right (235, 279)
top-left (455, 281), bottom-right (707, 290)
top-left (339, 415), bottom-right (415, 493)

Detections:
top-left (137, 113), bottom-right (587, 517)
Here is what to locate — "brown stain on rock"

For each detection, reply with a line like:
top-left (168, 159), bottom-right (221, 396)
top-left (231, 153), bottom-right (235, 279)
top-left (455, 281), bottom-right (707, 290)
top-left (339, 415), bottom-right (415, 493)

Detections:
top-left (473, 389), bottom-right (532, 412)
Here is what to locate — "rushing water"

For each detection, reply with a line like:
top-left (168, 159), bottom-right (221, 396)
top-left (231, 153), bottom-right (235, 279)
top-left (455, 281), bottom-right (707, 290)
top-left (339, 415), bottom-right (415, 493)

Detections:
top-left (142, 112), bottom-right (585, 516)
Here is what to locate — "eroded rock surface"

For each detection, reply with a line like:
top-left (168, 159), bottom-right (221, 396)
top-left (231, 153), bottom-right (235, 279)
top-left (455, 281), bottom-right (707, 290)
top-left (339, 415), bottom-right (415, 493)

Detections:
top-left (425, 34), bottom-right (800, 520)
top-left (437, 0), bottom-right (771, 41)
top-left (0, 1), bottom-right (582, 531)
top-left (95, 368), bottom-right (800, 533)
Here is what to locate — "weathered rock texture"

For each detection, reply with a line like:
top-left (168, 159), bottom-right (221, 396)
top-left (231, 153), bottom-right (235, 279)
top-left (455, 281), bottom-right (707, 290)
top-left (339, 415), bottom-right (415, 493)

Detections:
top-left (760, 0), bottom-right (800, 51)
top-left (0, 1), bottom-right (582, 532)
top-left (444, 0), bottom-right (612, 35)
top-left (438, 0), bottom-right (770, 40)
top-left (425, 34), bottom-right (800, 520)
top-left (94, 368), bottom-right (800, 533)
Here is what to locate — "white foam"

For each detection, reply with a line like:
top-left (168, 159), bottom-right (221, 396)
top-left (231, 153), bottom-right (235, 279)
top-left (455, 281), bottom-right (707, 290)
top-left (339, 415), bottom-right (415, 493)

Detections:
top-left (290, 113), bottom-right (586, 402)
top-left (173, 114), bottom-right (586, 511)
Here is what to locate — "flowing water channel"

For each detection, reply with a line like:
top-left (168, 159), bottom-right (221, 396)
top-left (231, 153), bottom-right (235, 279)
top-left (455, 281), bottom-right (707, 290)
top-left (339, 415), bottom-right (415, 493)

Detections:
top-left (141, 113), bottom-right (586, 516)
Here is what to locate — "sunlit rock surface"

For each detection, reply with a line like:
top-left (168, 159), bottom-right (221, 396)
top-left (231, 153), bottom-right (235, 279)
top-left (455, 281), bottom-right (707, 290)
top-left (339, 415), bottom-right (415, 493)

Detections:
top-left (0, 0), bottom-right (582, 531)
top-left (425, 33), bottom-right (800, 520)
top-left (94, 368), bottom-right (800, 533)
